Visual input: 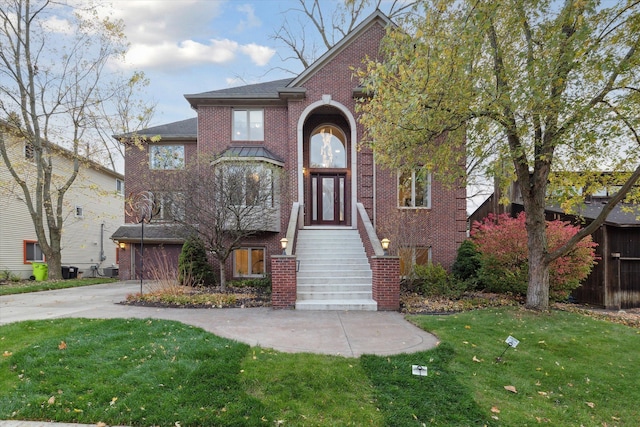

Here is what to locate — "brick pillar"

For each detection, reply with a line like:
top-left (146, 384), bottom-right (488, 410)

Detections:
top-left (371, 256), bottom-right (400, 311)
top-left (271, 255), bottom-right (297, 309)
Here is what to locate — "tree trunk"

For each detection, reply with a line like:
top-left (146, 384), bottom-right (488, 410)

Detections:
top-left (525, 206), bottom-right (550, 311)
top-left (219, 261), bottom-right (227, 291)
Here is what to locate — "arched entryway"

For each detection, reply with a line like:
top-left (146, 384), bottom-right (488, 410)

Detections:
top-left (301, 108), bottom-right (353, 226)
top-left (308, 124), bottom-right (348, 225)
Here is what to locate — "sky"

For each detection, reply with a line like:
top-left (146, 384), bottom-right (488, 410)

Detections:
top-left (98, 0), bottom-right (386, 127)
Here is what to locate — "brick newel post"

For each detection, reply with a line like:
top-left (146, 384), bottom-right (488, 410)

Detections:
top-left (371, 256), bottom-right (400, 311)
top-left (271, 255), bottom-right (297, 309)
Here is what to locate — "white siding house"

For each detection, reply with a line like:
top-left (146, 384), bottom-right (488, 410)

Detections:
top-left (0, 123), bottom-right (124, 279)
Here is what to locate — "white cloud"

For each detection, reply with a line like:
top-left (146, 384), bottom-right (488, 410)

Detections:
top-left (41, 16), bottom-right (74, 35)
top-left (240, 43), bottom-right (276, 66)
top-left (236, 4), bottom-right (261, 32)
top-left (97, 0), bottom-right (226, 45)
top-left (123, 38), bottom-right (239, 69)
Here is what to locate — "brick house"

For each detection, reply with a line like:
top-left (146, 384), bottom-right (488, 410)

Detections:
top-left (111, 11), bottom-right (467, 310)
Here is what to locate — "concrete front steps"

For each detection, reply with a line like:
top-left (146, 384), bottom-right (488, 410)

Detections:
top-left (295, 228), bottom-right (377, 311)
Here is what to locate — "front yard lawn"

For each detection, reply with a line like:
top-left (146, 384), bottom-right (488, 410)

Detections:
top-left (0, 307), bottom-right (638, 426)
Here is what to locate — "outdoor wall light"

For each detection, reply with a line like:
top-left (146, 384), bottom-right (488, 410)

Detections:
top-left (280, 237), bottom-right (289, 255)
top-left (119, 242), bottom-right (126, 250)
top-left (381, 238), bottom-right (390, 256)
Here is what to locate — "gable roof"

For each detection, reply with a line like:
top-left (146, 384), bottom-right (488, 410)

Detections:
top-left (119, 117), bottom-right (197, 141)
top-left (183, 10), bottom-right (392, 107)
top-left (288, 9), bottom-right (393, 87)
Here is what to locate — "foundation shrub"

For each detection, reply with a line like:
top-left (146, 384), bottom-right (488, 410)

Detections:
top-left (471, 212), bottom-right (598, 300)
top-left (178, 236), bottom-right (216, 287)
top-left (405, 264), bottom-right (466, 298)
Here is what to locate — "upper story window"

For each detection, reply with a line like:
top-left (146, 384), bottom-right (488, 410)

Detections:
top-left (116, 178), bottom-right (124, 195)
top-left (233, 109), bottom-right (264, 141)
top-left (310, 125), bottom-right (347, 168)
top-left (24, 141), bottom-right (34, 161)
top-left (223, 164), bottom-right (273, 207)
top-left (398, 169), bottom-right (431, 208)
top-left (152, 192), bottom-right (185, 222)
top-left (24, 240), bottom-right (45, 263)
top-left (150, 145), bottom-right (185, 170)
top-left (74, 205), bottom-right (84, 218)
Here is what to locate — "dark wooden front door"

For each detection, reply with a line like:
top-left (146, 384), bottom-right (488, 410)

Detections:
top-left (310, 173), bottom-right (346, 225)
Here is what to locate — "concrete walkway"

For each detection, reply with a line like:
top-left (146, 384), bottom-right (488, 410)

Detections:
top-left (0, 281), bottom-right (439, 357)
top-left (0, 282), bottom-right (439, 427)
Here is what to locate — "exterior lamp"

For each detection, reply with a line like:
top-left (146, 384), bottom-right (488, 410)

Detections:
top-left (119, 241), bottom-right (126, 250)
top-left (381, 238), bottom-right (390, 256)
top-left (280, 238), bottom-right (288, 255)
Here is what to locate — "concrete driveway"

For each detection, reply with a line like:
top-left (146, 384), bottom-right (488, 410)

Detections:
top-left (0, 281), bottom-right (439, 358)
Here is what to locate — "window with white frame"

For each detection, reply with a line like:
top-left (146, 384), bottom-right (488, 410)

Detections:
top-left (116, 178), bottom-right (124, 195)
top-left (149, 145), bottom-right (185, 170)
top-left (233, 109), bottom-right (264, 141)
top-left (24, 240), bottom-right (45, 263)
top-left (152, 192), bottom-right (185, 222)
top-left (398, 169), bottom-right (431, 208)
top-left (223, 164), bottom-right (273, 207)
top-left (233, 247), bottom-right (265, 277)
top-left (24, 141), bottom-right (34, 161)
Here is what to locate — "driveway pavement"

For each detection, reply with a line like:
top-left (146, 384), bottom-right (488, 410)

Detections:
top-left (0, 282), bottom-right (439, 358)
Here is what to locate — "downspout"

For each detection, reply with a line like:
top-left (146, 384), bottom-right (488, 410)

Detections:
top-left (372, 153), bottom-right (377, 228)
top-left (99, 223), bottom-right (106, 262)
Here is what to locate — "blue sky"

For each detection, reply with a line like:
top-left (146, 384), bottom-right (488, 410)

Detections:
top-left (100, 0), bottom-right (391, 127)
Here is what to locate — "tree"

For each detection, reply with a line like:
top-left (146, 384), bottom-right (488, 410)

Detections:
top-left (271, 0), bottom-right (416, 72)
top-left (471, 213), bottom-right (598, 301)
top-left (357, 0), bottom-right (640, 310)
top-left (162, 156), bottom-right (282, 290)
top-left (0, 0), bottom-right (149, 279)
top-left (178, 235), bottom-right (216, 287)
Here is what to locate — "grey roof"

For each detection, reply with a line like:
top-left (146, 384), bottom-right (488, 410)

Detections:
top-left (110, 223), bottom-right (189, 243)
top-left (219, 146), bottom-right (285, 165)
top-left (185, 78), bottom-right (295, 100)
top-left (119, 117), bottom-right (197, 140)
top-left (545, 202), bottom-right (640, 227)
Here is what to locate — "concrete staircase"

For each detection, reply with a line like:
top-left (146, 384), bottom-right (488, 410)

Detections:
top-left (295, 228), bottom-right (377, 311)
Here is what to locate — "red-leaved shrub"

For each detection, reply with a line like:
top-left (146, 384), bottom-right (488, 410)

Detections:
top-left (471, 212), bottom-right (598, 300)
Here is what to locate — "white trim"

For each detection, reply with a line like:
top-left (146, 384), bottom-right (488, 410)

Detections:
top-left (297, 97), bottom-right (358, 228)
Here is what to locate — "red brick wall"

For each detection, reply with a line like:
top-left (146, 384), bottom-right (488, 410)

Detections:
top-left (371, 256), bottom-right (400, 311)
top-left (271, 255), bottom-right (297, 309)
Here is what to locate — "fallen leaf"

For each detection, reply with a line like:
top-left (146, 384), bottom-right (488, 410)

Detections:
top-left (538, 391), bottom-right (548, 396)
top-left (2, 351), bottom-right (12, 357)
top-left (465, 325), bottom-right (471, 329)
top-left (504, 385), bottom-right (517, 393)
top-left (58, 341), bottom-right (67, 350)
top-left (96, 423), bottom-right (107, 427)
top-left (48, 396), bottom-right (55, 405)
top-left (473, 355), bottom-right (483, 363)
top-left (585, 401), bottom-right (595, 408)
top-left (110, 397), bottom-right (118, 406)
top-left (491, 406), bottom-right (500, 413)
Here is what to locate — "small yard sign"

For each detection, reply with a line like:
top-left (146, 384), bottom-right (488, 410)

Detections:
top-left (505, 336), bottom-right (520, 348)
top-left (412, 365), bottom-right (428, 377)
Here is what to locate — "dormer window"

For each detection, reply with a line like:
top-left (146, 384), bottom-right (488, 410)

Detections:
top-left (233, 109), bottom-right (264, 141)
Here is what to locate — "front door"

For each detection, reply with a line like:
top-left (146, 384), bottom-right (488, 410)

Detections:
top-left (311, 173), bottom-right (346, 225)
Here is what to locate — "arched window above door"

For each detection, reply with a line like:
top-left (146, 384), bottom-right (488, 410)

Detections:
top-left (310, 125), bottom-right (346, 168)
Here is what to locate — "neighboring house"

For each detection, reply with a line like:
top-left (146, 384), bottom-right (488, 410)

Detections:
top-left (0, 121), bottom-right (124, 279)
top-left (470, 181), bottom-right (640, 309)
top-left (112, 11), bottom-right (468, 310)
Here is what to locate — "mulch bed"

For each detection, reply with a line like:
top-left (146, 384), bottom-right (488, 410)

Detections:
top-left (121, 285), bottom-right (272, 309)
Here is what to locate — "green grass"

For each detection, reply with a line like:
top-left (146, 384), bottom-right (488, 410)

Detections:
top-left (0, 308), bottom-right (638, 426)
top-left (0, 277), bottom-right (117, 296)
